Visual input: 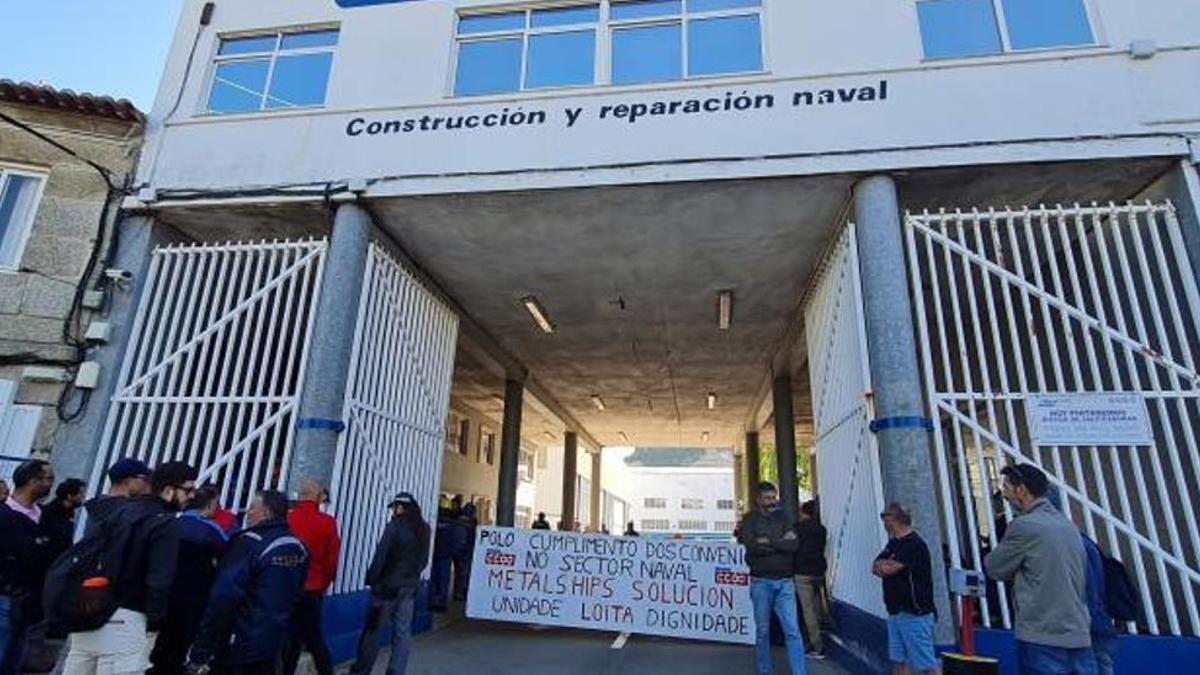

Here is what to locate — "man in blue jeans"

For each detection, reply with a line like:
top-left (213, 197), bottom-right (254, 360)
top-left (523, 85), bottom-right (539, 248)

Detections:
top-left (737, 482), bottom-right (807, 675)
top-left (873, 502), bottom-right (940, 675)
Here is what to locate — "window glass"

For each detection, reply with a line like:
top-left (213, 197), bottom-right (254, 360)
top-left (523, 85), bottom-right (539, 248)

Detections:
top-left (455, 38), bottom-right (523, 96)
top-left (611, 0), bottom-right (682, 21)
top-left (688, 14), bottom-right (761, 76)
top-left (266, 53), bottom-right (334, 108)
top-left (527, 30), bottom-right (596, 88)
top-left (1002, 0), bottom-right (1093, 50)
top-left (612, 24), bottom-right (682, 84)
top-left (917, 0), bottom-right (1003, 59)
top-left (218, 35), bottom-right (278, 56)
top-left (458, 12), bottom-right (525, 34)
top-left (531, 5), bottom-right (600, 27)
top-left (687, 0), bottom-right (759, 12)
top-left (280, 29), bottom-right (340, 50)
top-left (208, 60), bottom-right (270, 113)
top-left (0, 175), bottom-right (39, 267)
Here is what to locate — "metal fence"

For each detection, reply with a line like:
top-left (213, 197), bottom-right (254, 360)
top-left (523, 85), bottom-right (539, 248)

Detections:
top-left (329, 243), bottom-right (459, 592)
top-left (906, 202), bottom-right (1200, 636)
top-left (805, 222), bottom-right (888, 618)
top-left (89, 239), bottom-right (327, 513)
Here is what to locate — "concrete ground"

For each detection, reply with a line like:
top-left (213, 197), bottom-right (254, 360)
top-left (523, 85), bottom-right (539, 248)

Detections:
top-left (396, 619), bottom-right (852, 675)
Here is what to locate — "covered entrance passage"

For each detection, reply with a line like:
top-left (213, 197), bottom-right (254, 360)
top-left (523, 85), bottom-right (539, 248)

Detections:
top-left (69, 152), bottom-right (1200, 672)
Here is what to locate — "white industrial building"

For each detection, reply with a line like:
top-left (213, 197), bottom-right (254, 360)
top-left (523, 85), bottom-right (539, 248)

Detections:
top-left (32, 0), bottom-right (1200, 671)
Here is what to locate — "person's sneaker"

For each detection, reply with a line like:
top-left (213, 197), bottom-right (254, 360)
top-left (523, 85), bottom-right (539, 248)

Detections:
top-left (807, 651), bottom-right (826, 660)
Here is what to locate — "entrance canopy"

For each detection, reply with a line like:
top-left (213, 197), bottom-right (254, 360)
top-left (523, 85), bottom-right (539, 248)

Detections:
top-left (151, 157), bottom-right (1174, 451)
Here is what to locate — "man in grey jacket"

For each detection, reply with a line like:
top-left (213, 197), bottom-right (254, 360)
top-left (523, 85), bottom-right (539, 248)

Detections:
top-left (984, 464), bottom-right (1096, 675)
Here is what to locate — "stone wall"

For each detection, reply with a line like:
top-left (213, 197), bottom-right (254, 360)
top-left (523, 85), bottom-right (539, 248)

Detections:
top-left (0, 101), bottom-right (142, 456)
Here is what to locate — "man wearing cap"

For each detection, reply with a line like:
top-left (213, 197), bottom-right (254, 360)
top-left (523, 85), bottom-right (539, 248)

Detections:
top-left (349, 492), bottom-right (430, 675)
top-left (82, 458), bottom-right (152, 538)
top-left (986, 464), bottom-right (1094, 675)
top-left (873, 503), bottom-right (939, 675)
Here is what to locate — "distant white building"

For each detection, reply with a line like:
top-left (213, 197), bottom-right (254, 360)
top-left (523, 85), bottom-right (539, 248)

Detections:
top-left (622, 448), bottom-right (736, 537)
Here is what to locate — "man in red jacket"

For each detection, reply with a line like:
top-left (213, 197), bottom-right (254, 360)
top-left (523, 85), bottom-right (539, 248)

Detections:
top-left (283, 480), bottom-right (341, 675)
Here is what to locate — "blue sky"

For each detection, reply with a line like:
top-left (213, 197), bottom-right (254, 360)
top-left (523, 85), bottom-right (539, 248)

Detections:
top-left (0, 1), bottom-right (184, 111)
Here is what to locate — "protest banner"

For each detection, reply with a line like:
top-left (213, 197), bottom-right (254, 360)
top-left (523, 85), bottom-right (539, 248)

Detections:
top-left (466, 527), bottom-right (755, 645)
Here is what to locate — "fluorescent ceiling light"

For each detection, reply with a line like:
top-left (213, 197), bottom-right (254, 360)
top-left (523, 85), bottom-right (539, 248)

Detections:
top-left (717, 290), bottom-right (733, 330)
top-left (521, 295), bottom-right (555, 334)
top-left (701, 431), bottom-right (711, 442)
top-left (707, 392), bottom-right (717, 410)
top-left (591, 395), bottom-right (606, 411)
top-left (618, 431), bottom-right (629, 443)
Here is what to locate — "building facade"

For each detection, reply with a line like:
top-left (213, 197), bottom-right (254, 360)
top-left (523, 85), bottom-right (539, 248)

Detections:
top-left (0, 80), bottom-right (143, 478)
top-left (46, 0), bottom-right (1200, 671)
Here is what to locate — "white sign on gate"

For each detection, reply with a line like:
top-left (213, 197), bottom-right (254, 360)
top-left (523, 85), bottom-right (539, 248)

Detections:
top-left (466, 527), bottom-right (755, 645)
top-left (1026, 393), bottom-right (1154, 446)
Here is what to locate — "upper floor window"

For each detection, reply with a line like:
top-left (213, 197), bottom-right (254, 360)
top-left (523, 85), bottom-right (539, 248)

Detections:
top-left (453, 0), bottom-right (763, 97)
top-left (644, 497), bottom-right (667, 509)
top-left (206, 28), bottom-right (339, 114)
top-left (0, 167), bottom-right (46, 271)
top-left (917, 0), bottom-right (1094, 60)
top-left (716, 499), bottom-right (735, 510)
top-left (681, 498), bottom-right (705, 510)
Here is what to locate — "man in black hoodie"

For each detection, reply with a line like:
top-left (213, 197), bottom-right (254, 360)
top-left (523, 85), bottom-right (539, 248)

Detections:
top-left (62, 461), bottom-right (195, 675)
top-left (738, 481), bottom-right (808, 675)
top-left (81, 458), bottom-right (153, 539)
top-left (349, 492), bottom-right (430, 675)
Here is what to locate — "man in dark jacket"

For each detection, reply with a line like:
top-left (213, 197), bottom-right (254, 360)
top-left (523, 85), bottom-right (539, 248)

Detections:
top-left (0, 460), bottom-right (57, 675)
top-left (187, 490), bottom-right (308, 675)
top-left (450, 503), bottom-right (477, 602)
top-left (349, 492), bottom-right (430, 675)
top-left (283, 480), bottom-right (341, 675)
top-left (531, 513), bottom-right (551, 530)
top-left (429, 506), bottom-right (454, 611)
top-left (63, 461), bottom-right (195, 675)
top-left (793, 500), bottom-right (828, 658)
top-left (737, 481), bottom-right (807, 675)
top-left (41, 478), bottom-right (86, 552)
top-left (149, 485), bottom-right (228, 675)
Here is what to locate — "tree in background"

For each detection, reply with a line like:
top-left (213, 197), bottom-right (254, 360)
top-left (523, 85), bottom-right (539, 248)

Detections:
top-left (758, 443), bottom-right (813, 495)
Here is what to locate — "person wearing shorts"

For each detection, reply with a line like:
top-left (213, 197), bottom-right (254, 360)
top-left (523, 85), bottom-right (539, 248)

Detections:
top-left (873, 503), bottom-right (940, 675)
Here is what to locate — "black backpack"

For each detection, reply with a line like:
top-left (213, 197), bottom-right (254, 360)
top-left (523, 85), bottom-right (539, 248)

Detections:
top-left (1100, 552), bottom-right (1140, 623)
top-left (42, 509), bottom-right (138, 637)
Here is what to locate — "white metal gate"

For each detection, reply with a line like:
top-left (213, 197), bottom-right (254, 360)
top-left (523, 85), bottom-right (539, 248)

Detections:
top-left (805, 222), bottom-right (888, 618)
top-left (91, 240), bottom-right (327, 513)
top-left (906, 202), bottom-right (1200, 636)
top-left (330, 243), bottom-right (459, 593)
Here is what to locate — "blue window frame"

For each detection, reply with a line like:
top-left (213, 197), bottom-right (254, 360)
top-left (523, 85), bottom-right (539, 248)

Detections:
top-left (453, 0), bottom-right (763, 96)
top-left (917, 0), bottom-right (1095, 59)
top-left (206, 28), bottom-right (339, 114)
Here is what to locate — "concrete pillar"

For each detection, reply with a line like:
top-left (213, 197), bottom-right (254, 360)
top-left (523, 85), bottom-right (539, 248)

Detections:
top-left (772, 373), bottom-right (799, 523)
top-left (560, 431), bottom-right (578, 529)
top-left (733, 451), bottom-right (746, 512)
top-left (854, 174), bottom-right (955, 644)
top-left (289, 202), bottom-right (371, 494)
top-left (744, 431), bottom-right (761, 508)
top-left (589, 450), bottom-right (602, 531)
top-left (53, 216), bottom-right (189, 485)
top-left (495, 378), bottom-right (524, 527)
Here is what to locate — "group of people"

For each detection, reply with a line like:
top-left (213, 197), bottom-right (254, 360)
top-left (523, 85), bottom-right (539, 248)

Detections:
top-left (740, 463), bottom-right (1123, 675)
top-left (0, 457), bottom-right (436, 675)
top-left (430, 499), bottom-right (477, 610)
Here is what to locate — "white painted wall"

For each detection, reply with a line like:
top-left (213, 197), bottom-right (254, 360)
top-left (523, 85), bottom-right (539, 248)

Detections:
top-left (137, 0), bottom-right (1200, 198)
top-left (625, 466), bottom-right (737, 535)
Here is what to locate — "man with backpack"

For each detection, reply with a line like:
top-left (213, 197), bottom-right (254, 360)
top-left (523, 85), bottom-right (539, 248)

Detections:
top-left (0, 460), bottom-right (58, 675)
top-left (81, 458), bottom-right (152, 538)
top-left (59, 461), bottom-right (196, 675)
top-left (149, 485), bottom-right (229, 675)
top-left (186, 490), bottom-right (308, 675)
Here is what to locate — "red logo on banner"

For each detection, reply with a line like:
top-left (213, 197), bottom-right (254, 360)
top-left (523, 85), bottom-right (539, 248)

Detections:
top-left (714, 568), bottom-right (749, 586)
top-left (485, 549), bottom-right (516, 566)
